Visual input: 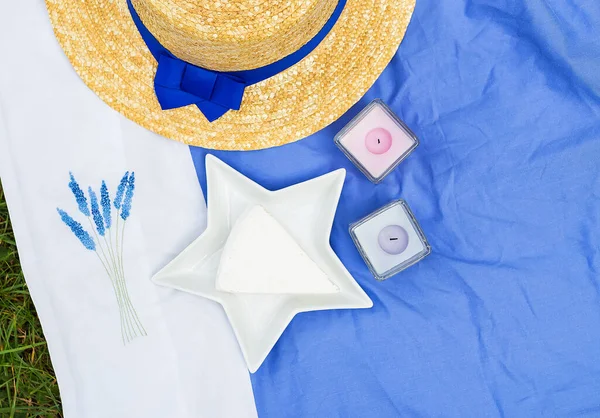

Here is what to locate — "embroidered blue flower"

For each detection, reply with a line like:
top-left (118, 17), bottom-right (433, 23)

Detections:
top-left (56, 170), bottom-right (146, 344)
top-left (120, 172), bottom-right (135, 221)
top-left (100, 181), bottom-right (112, 230)
top-left (57, 208), bottom-right (96, 251)
top-left (68, 172), bottom-right (90, 217)
top-left (114, 171), bottom-right (129, 210)
top-left (89, 187), bottom-right (105, 237)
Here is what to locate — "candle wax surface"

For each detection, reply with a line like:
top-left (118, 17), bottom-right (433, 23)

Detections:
top-left (378, 225), bottom-right (409, 255)
top-left (353, 203), bottom-right (427, 276)
top-left (365, 128), bottom-right (393, 154)
top-left (339, 104), bottom-right (416, 179)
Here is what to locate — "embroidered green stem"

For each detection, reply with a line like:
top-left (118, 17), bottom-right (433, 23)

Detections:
top-left (90, 218), bottom-right (135, 342)
top-left (115, 222), bottom-right (147, 336)
top-left (88, 217), bottom-right (144, 343)
top-left (94, 253), bottom-right (127, 345)
top-left (102, 234), bottom-right (137, 342)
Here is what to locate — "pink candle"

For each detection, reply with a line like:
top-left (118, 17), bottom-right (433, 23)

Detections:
top-left (335, 100), bottom-right (418, 183)
top-left (365, 127), bottom-right (393, 154)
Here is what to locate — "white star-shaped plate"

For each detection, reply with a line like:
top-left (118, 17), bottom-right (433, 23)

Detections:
top-left (152, 155), bottom-right (373, 372)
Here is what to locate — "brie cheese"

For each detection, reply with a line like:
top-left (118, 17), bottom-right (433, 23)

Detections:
top-left (216, 205), bottom-right (339, 294)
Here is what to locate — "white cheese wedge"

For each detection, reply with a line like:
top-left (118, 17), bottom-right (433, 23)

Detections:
top-left (216, 205), bottom-right (339, 294)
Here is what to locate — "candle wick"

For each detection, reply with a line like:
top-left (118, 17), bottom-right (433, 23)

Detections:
top-left (390, 237), bottom-right (398, 241)
top-left (377, 138), bottom-right (380, 144)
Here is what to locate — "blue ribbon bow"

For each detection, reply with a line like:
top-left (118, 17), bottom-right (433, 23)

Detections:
top-left (127, 0), bottom-right (346, 122)
top-left (154, 54), bottom-right (246, 122)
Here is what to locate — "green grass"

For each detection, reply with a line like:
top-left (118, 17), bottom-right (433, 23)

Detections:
top-left (0, 184), bottom-right (62, 417)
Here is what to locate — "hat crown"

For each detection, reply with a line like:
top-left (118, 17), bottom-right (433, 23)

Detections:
top-left (131, 0), bottom-right (338, 71)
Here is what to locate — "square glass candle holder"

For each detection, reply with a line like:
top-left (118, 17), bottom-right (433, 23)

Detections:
top-left (335, 99), bottom-right (419, 183)
top-left (350, 200), bottom-right (431, 281)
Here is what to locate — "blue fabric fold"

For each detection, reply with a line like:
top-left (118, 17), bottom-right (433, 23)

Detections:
top-left (189, 0), bottom-right (600, 416)
top-left (127, 0), bottom-right (346, 121)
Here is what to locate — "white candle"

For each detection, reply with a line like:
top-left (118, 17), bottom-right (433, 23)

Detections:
top-left (350, 200), bottom-right (430, 280)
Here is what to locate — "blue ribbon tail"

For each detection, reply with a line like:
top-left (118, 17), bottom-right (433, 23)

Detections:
top-left (195, 101), bottom-right (231, 122)
top-left (154, 86), bottom-right (198, 110)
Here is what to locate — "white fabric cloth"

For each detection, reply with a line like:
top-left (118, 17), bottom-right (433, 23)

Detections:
top-left (0, 1), bottom-right (257, 417)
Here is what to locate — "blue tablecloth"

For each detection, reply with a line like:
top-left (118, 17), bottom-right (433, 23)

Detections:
top-left (190, 0), bottom-right (600, 416)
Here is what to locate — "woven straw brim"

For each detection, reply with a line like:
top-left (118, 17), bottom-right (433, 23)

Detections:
top-left (46, 0), bottom-right (415, 150)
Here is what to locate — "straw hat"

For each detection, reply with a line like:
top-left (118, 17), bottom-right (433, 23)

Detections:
top-left (46, 0), bottom-right (415, 150)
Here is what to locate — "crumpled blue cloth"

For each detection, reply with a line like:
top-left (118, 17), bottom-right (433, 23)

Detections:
top-left (190, 0), bottom-right (600, 416)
